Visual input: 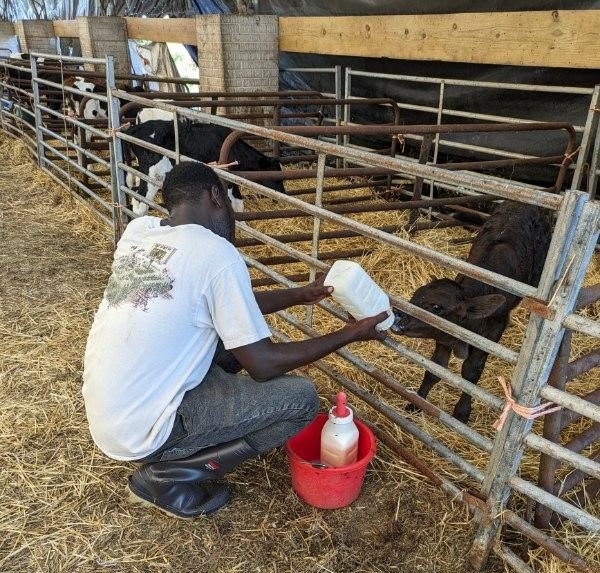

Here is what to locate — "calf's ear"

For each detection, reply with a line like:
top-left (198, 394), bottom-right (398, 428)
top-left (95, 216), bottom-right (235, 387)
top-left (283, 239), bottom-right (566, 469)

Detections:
top-left (461, 294), bottom-right (506, 319)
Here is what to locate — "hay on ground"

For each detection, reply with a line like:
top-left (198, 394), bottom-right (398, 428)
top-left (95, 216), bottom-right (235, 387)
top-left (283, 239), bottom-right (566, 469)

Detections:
top-left (1, 133), bottom-right (598, 572)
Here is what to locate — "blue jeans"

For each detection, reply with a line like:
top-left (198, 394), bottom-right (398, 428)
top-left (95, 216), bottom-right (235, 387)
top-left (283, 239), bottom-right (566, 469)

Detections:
top-left (136, 344), bottom-right (319, 463)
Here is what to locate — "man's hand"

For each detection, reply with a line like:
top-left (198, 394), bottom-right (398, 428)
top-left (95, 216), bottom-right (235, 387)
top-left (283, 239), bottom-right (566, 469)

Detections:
top-left (297, 273), bottom-right (333, 305)
top-left (231, 310), bottom-right (389, 382)
top-left (342, 311), bottom-right (389, 342)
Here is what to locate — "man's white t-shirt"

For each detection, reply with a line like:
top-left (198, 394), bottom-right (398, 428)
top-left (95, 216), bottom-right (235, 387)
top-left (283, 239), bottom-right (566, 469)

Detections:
top-left (82, 216), bottom-right (271, 461)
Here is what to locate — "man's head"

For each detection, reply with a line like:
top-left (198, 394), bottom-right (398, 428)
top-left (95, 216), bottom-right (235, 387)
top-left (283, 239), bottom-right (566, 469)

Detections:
top-left (162, 162), bottom-right (235, 242)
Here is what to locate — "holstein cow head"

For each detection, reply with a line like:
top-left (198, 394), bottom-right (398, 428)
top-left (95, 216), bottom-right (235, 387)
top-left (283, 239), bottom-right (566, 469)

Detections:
top-left (124, 120), bottom-right (176, 216)
top-left (63, 76), bottom-right (107, 119)
top-left (391, 278), bottom-right (505, 357)
top-left (135, 105), bottom-right (173, 125)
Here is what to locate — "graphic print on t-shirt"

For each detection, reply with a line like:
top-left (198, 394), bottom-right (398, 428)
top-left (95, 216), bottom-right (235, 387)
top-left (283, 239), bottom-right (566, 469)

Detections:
top-left (105, 244), bottom-right (175, 311)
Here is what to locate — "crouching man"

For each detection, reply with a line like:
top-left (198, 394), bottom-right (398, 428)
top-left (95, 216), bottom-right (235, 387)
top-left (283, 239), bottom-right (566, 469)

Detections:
top-left (82, 162), bottom-right (387, 519)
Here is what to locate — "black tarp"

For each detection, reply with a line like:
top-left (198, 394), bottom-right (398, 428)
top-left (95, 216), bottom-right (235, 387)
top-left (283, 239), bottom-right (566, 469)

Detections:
top-left (261, 1), bottom-right (600, 186)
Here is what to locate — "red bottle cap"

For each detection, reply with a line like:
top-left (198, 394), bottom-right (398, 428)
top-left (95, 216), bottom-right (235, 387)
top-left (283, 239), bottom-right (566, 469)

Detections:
top-left (334, 392), bottom-right (350, 417)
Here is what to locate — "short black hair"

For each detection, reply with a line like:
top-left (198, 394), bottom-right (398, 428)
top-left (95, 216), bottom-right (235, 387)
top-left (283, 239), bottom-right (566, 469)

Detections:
top-left (161, 162), bottom-right (226, 211)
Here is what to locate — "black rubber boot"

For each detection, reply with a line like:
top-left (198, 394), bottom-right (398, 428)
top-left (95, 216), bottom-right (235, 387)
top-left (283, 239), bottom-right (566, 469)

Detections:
top-left (128, 469), bottom-right (229, 519)
top-left (128, 438), bottom-right (259, 518)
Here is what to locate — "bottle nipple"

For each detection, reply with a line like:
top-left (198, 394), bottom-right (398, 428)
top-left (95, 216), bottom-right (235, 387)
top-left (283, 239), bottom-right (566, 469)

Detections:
top-left (335, 392), bottom-right (349, 417)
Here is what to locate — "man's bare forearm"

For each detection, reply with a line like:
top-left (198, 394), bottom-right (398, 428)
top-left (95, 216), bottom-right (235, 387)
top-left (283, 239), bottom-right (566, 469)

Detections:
top-left (232, 328), bottom-right (354, 381)
top-left (254, 288), bottom-right (304, 315)
top-left (231, 312), bottom-right (388, 382)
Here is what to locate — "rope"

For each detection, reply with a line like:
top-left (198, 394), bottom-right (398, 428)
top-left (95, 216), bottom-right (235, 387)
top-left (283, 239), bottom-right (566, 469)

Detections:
top-left (590, 107), bottom-right (600, 113)
top-left (493, 376), bottom-right (561, 431)
top-left (562, 145), bottom-right (581, 166)
top-left (207, 160), bottom-right (239, 170)
top-left (106, 122), bottom-right (131, 138)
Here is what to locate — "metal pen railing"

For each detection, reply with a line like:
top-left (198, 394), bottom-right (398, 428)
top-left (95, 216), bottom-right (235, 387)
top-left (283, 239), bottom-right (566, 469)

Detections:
top-left (0, 51), bottom-right (597, 573)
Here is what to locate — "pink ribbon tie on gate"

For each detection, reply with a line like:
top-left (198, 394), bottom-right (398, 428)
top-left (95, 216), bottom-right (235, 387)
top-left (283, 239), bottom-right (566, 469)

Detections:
top-left (493, 376), bottom-right (562, 431)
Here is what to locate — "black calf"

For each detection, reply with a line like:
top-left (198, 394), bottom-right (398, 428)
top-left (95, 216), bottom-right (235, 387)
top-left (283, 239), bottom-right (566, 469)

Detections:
top-left (391, 201), bottom-right (552, 424)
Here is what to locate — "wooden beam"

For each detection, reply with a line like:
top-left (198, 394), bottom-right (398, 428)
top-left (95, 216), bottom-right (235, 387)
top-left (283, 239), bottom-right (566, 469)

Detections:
top-left (279, 10), bottom-right (600, 69)
top-left (125, 18), bottom-right (196, 45)
top-left (53, 20), bottom-right (78, 38)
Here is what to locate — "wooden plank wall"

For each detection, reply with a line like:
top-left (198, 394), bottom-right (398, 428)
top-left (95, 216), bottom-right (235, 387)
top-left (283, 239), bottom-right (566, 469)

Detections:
top-left (124, 18), bottom-right (196, 44)
top-left (278, 10), bottom-right (600, 69)
top-left (3, 11), bottom-right (600, 69)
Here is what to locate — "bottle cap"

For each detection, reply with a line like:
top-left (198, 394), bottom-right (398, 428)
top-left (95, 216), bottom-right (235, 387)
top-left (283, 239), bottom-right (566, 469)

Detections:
top-left (328, 392), bottom-right (354, 424)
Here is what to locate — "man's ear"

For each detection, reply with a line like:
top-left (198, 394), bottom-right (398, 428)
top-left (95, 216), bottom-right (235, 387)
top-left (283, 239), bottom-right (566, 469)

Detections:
top-left (209, 185), bottom-right (225, 207)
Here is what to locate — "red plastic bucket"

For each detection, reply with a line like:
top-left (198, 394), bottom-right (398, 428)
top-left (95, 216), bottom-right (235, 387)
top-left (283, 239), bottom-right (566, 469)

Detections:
top-left (285, 413), bottom-right (376, 509)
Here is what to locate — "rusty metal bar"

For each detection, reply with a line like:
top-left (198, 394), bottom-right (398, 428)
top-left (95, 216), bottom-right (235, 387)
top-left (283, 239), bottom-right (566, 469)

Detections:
top-left (323, 193), bottom-right (377, 205)
top-left (235, 225), bottom-right (403, 248)
top-left (250, 272), bottom-right (309, 288)
top-left (286, 180), bottom-right (385, 196)
top-left (503, 510), bottom-right (595, 573)
top-left (114, 90), bottom-right (565, 209)
top-left (234, 193), bottom-right (498, 221)
top-left (567, 348), bottom-right (600, 381)
top-left (576, 284), bottom-right (600, 310)
top-left (563, 424), bottom-right (600, 455)
top-left (256, 247), bottom-right (368, 267)
top-left (556, 455), bottom-right (600, 497)
top-left (535, 332), bottom-right (571, 529)
top-left (408, 134), bottom-right (433, 229)
top-left (119, 96), bottom-right (401, 122)
top-left (235, 166), bottom-right (392, 182)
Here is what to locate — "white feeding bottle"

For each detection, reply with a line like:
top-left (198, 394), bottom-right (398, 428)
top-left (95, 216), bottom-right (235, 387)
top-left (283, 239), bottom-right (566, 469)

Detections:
top-left (323, 260), bottom-right (394, 331)
top-left (320, 392), bottom-right (359, 468)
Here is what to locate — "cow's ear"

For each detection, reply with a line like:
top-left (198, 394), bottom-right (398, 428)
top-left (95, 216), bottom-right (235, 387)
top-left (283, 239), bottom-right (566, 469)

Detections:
top-left (461, 294), bottom-right (506, 319)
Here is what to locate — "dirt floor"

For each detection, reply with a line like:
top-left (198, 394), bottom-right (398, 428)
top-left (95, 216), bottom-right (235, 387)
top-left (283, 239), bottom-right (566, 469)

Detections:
top-left (0, 136), bottom-right (511, 572)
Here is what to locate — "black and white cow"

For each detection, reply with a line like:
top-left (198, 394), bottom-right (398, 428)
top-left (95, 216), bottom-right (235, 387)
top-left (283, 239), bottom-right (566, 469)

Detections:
top-left (63, 76), bottom-right (107, 120)
top-left (135, 105), bottom-right (172, 124)
top-left (123, 119), bottom-right (286, 215)
top-left (63, 77), bottom-right (145, 120)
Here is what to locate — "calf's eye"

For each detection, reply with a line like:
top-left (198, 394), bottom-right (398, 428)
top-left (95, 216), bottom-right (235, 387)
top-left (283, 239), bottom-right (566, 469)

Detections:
top-left (431, 304), bottom-right (443, 314)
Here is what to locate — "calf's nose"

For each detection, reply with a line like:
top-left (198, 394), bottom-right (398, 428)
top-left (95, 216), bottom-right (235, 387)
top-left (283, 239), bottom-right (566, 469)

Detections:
top-left (390, 310), bottom-right (407, 335)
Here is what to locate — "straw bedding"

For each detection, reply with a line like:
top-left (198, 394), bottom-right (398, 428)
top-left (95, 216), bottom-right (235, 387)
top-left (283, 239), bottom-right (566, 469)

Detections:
top-left (0, 133), bottom-right (597, 572)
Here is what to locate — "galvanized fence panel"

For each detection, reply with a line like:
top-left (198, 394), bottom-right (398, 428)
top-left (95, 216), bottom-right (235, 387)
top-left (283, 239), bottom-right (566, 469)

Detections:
top-left (1, 52), bottom-right (598, 573)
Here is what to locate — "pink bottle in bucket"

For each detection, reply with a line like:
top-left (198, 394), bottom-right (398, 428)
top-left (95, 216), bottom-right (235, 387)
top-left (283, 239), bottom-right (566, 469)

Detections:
top-left (320, 392), bottom-right (359, 468)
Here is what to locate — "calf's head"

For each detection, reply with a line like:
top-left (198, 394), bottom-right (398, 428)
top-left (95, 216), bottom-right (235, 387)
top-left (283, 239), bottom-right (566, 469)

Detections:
top-left (391, 278), bottom-right (506, 339)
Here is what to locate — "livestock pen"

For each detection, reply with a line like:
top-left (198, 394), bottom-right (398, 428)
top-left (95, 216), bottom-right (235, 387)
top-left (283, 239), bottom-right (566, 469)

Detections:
top-left (0, 49), bottom-right (599, 573)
